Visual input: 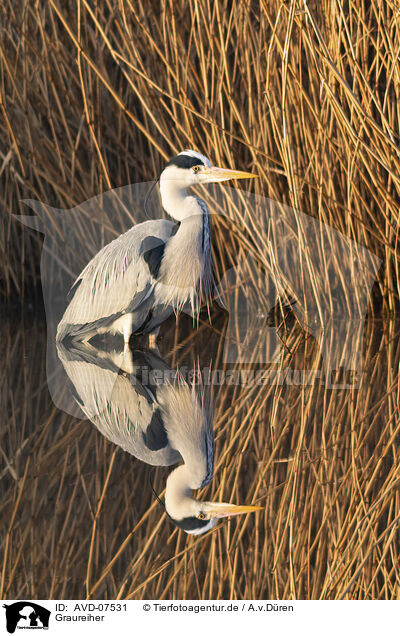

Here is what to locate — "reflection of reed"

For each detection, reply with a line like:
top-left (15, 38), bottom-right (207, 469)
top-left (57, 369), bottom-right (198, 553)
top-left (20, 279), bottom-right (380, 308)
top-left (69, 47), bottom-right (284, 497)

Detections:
top-left (2, 308), bottom-right (400, 599)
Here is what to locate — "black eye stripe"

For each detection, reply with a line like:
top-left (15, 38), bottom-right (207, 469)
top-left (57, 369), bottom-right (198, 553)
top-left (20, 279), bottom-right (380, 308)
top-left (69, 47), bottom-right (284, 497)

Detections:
top-left (171, 516), bottom-right (209, 531)
top-left (165, 155), bottom-right (205, 170)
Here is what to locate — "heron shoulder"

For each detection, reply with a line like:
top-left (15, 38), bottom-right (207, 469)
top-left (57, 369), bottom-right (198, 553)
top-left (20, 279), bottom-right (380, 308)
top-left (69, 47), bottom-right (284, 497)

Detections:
top-left (140, 234), bottom-right (169, 279)
top-left (77, 219), bottom-right (176, 281)
top-left (143, 407), bottom-right (169, 451)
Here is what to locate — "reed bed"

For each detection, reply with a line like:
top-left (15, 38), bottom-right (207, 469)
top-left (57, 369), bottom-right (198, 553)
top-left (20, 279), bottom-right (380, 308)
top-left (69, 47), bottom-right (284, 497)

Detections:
top-left (1, 309), bottom-right (400, 599)
top-left (1, 0), bottom-right (400, 601)
top-left (0, 0), bottom-right (400, 310)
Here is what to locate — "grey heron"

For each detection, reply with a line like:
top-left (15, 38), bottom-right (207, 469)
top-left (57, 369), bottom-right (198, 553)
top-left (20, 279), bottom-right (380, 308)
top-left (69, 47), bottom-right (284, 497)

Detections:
top-left (56, 150), bottom-right (257, 348)
top-left (57, 339), bottom-right (262, 534)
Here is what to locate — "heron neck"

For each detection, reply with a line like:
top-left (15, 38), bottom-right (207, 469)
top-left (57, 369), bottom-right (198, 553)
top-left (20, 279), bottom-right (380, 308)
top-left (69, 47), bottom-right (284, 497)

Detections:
top-left (159, 179), bottom-right (207, 222)
top-left (166, 463), bottom-right (204, 500)
top-left (159, 178), bottom-right (186, 220)
top-left (165, 464), bottom-right (204, 519)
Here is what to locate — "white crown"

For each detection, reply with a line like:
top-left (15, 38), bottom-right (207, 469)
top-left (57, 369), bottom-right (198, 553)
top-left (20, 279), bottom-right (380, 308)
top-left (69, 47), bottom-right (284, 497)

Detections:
top-left (179, 149), bottom-right (211, 167)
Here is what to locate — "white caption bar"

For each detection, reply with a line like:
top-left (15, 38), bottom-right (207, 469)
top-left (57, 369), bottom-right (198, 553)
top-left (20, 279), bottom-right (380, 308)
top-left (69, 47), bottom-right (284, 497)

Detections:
top-left (1, 600), bottom-right (398, 635)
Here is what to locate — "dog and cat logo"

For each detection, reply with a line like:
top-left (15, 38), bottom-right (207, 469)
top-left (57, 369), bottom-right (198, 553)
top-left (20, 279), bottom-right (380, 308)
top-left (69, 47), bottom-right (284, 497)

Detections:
top-left (2, 602), bottom-right (50, 633)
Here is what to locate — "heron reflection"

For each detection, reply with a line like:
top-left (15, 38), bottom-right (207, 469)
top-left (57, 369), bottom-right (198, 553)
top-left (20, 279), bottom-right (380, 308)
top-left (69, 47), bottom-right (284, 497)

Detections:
top-left (57, 339), bottom-right (261, 535)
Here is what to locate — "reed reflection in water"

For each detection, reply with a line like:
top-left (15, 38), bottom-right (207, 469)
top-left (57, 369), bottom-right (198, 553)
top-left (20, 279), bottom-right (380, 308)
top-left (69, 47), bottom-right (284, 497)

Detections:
top-left (1, 308), bottom-right (400, 599)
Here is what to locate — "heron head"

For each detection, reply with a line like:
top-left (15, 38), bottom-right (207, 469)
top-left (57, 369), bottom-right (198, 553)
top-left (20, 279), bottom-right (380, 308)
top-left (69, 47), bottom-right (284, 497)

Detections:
top-left (161, 149), bottom-right (258, 189)
top-left (168, 498), bottom-right (263, 536)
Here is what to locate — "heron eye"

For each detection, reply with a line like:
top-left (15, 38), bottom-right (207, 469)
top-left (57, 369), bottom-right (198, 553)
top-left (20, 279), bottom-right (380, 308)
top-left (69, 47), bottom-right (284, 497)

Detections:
top-left (198, 512), bottom-right (206, 520)
top-left (192, 165), bottom-right (200, 172)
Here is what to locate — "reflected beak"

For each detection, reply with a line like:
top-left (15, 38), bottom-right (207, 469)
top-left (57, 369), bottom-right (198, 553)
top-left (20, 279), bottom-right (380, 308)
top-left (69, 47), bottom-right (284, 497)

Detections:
top-left (202, 166), bottom-right (258, 183)
top-left (202, 501), bottom-right (263, 519)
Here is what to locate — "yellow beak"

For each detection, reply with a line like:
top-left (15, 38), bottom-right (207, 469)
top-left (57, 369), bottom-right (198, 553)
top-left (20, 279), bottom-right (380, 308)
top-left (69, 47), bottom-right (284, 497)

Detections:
top-left (202, 501), bottom-right (263, 519)
top-left (202, 166), bottom-right (258, 183)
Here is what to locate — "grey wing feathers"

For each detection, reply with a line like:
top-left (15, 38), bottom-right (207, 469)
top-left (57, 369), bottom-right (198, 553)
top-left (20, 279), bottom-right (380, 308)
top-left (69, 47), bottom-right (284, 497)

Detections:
top-left (57, 341), bottom-right (181, 466)
top-left (57, 219), bottom-right (176, 339)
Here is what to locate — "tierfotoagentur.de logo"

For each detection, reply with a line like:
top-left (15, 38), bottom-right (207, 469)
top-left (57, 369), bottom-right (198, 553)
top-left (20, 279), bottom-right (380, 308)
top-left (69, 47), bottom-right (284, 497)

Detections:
top-left (3, 602), bottom-right (50, 634)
